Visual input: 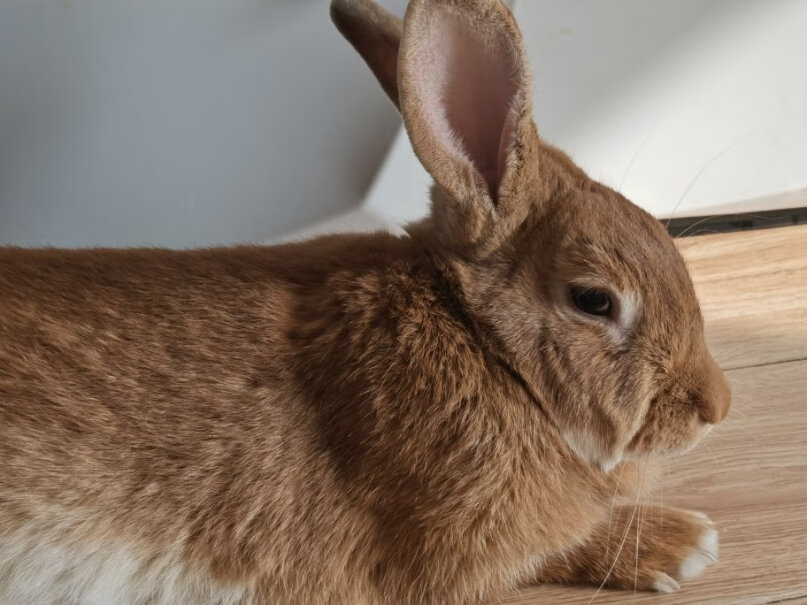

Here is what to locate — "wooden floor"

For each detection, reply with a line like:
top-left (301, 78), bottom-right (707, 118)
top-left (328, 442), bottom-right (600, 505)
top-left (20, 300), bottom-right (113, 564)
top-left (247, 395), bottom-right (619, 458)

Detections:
top-left (505, 225), bottom-right (807, 605)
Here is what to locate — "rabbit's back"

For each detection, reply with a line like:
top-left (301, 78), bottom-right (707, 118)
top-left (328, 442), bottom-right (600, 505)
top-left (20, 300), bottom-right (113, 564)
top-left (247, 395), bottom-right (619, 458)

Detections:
top-left (0, 241), bottom-right (395, 604)
top-left (0, 235), bottom-right (605, 604)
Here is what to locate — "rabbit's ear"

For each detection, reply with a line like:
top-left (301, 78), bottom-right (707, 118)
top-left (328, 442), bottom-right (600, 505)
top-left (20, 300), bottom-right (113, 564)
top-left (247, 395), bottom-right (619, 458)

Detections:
top-left (399, 0), bottom-right (537, 245)
top-left (331, 0), bottom-right (403, 109)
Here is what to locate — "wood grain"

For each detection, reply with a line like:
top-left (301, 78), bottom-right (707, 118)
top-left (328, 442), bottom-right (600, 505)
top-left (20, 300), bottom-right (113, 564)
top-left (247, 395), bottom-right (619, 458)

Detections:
top-left (504, 225), bottom-right (807, 604)
top-left (678, 225), bottom-right (807, 370)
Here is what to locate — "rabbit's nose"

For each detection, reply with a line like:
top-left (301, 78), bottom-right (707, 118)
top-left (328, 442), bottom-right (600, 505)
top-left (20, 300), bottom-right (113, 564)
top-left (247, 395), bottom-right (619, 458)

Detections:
top-left (698, 357), bottom-right (731, 425)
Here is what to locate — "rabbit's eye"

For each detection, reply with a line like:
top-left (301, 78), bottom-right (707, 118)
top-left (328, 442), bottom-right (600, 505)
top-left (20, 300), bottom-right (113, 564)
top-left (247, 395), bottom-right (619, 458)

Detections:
top-left (571, 287), bottom-right (612, 317)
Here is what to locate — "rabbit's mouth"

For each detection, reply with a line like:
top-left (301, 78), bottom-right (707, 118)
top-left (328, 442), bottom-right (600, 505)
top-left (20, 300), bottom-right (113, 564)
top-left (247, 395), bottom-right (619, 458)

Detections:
top-left (670, 422), bottom-right (715, 457)
top-left (624, 393), bottom-right (720, 461)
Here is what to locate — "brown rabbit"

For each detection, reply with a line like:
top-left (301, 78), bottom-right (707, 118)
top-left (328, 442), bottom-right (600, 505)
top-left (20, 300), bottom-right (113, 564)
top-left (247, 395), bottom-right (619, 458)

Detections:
top-left (0, 0), bottom-right (730, 603)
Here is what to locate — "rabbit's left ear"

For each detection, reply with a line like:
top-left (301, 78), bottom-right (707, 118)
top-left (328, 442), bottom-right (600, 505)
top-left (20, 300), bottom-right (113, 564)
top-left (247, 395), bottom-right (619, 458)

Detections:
top-left (399, 0), bottom-right (538, 245)
top-left (331, 0), bottom-right (403, 109)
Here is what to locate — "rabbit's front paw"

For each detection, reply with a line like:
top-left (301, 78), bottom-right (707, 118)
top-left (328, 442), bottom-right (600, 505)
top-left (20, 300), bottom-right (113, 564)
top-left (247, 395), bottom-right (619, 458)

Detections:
top-left (649, 510), bottom-right (718, 592)
top-left (604, 507), bottom-right (719, 593)
top-left (536, 505), bottom-right (719, 593)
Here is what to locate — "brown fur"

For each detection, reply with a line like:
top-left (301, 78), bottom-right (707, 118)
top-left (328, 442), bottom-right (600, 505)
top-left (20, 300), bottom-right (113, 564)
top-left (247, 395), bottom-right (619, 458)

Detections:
top-left (0, 0), bottom-right (729, 603)
top-left (536, 506), bottom-right (717, 591)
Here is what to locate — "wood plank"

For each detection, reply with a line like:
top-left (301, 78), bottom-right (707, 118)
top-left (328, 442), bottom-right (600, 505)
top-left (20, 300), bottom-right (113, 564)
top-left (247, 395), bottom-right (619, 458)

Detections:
top-left (504, 359), bottom-right (807, 604)
top-left (677, 224), bottom-right (807, 370)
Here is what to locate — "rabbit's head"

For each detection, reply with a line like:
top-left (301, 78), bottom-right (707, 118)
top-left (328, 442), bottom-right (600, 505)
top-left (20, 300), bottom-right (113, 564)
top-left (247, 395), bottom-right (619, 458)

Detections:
top-left (332, 0), bottom-right (730, 471)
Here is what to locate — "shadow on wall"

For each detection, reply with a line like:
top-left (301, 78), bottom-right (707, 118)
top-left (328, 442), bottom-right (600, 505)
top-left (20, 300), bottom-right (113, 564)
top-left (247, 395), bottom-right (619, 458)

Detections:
top-left (0, 0), bottom-right (407, 248)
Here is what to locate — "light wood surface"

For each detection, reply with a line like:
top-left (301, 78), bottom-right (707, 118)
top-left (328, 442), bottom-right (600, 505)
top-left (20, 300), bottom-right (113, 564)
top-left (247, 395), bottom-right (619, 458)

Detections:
top-left (679, 225), bottom-right (807, 370)
top-left (505, 225), bottom-right (807, 605)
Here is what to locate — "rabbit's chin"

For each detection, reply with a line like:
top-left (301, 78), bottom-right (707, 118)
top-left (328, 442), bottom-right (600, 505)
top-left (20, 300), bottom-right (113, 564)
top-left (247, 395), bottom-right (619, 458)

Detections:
top-left (565, 422), bottom-right (714, 474)
top-left (561, 430), bottom-right (626, 474)
top-left (625, 423), bottom-right (715, 465)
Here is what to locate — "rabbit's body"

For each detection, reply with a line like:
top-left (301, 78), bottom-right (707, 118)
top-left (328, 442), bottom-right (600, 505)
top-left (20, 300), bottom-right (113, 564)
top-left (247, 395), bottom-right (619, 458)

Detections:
top-left (2, 236), bottom-right (620, 604)
top-left (0, 0), bottom-right (731, 602)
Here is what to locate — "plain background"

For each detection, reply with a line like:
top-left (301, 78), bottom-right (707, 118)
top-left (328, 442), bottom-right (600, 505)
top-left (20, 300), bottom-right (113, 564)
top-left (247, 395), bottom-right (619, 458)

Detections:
top-left (0, 0), bottom-right (406, 248)
top-left (363, 0), bottom-right (807, 228)
top-left (2, 0), bottom-right (805, 247)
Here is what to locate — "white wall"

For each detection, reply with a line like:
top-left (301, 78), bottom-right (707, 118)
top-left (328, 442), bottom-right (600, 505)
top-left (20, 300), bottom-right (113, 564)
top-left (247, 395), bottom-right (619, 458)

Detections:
top-left (6, 1), bottom-right (804, 248)
top-left (364, 0), bottom-right (807, 229)
top-left (0, 0), bottom-right (406, 248)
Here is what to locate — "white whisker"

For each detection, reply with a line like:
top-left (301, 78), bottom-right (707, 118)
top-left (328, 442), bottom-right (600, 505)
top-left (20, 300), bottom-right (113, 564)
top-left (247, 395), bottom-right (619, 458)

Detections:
top-left (605, 464), bottom-right (627, 561)
top-left (619, 115), bottom-right (660, 193)
top-left (588, 463), bottom-right (646, 604)
top-left (665, 128), bottom-right (758, 228)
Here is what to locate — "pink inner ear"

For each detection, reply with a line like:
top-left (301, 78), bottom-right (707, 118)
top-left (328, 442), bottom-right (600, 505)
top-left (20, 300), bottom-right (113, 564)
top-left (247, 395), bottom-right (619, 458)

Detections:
top-left (415, 8), bottom-right (519, 200)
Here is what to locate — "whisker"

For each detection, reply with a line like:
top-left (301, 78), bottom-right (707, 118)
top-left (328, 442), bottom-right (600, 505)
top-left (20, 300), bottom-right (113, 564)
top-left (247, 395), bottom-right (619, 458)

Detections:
top-left (633, 461), bottom-right (648, 604)
top-left (725, 406), bottom-right (748, 418)
top-left (721, 419), bottom-right (758, 442)
top-left (619, 114), bottom-right (661, 193)
top-left (674, 214), bottom-right (722, 239)
top-left (605, 464), bottom-right (627, 561)
top-left (692, 438), bottom-right (723, 469)
top-left (588, 465), bottom-right (645, 604)
top-left (658, 458), bottom-right (665, 531)
top-left (679, 227), bottom-right (722, 238)
top-left (674, 209), bottom-right (807, 239)
top-left (665, 128), bottom-right (759, 228)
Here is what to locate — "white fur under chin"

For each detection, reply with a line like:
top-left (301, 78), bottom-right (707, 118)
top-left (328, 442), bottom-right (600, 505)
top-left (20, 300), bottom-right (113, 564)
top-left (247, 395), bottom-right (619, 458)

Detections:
top-left (599, 458), bottom-right (622, 473)
top-left (561, 430), bottom-right (623, 474)
top-left (0, 522), bottom-right (252, 605)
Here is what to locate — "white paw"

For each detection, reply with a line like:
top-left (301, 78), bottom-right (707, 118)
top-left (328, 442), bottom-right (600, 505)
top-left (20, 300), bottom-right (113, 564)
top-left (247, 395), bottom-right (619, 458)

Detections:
top-left (678, 515), bottom-right (718, 581)
top-left (652, 572), bottom-right (680, 593)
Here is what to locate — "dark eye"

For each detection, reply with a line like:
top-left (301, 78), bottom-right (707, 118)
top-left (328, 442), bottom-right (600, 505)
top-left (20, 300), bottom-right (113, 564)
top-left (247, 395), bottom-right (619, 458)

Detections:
top-left (571, 287), bottom-right (612, 317)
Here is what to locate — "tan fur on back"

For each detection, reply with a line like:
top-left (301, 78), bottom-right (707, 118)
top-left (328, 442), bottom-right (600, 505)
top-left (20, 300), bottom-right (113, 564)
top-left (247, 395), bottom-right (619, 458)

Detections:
top-left (0, 1), bottom-right (730, 603)
top-left (0, 242), bottom-right (615, 603)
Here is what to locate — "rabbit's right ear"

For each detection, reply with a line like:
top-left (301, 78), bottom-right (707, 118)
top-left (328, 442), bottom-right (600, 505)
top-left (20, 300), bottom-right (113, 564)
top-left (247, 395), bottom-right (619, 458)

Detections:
top-left (333, 0), bottom-right (540, 250)
top-left (399, 0), bottom-right (539, 249)
top-left (331, 0), bottom-right (403, 109)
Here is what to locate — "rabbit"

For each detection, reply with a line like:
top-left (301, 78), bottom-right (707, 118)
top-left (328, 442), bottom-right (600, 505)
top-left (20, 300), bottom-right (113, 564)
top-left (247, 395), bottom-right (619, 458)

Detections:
top-left (0, 0), bottom-right (731, 603)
